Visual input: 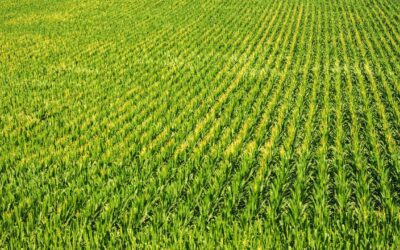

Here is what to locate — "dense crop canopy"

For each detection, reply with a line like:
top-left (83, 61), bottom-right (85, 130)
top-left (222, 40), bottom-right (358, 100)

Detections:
top-left (1, 0), bottom-right (399, 248)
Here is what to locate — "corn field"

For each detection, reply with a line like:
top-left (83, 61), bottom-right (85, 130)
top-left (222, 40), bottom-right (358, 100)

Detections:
top-left (1, 0), bottom-right (400, 248)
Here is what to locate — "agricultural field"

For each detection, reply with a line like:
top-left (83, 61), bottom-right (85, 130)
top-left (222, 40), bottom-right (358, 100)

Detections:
top-left (1, 0), bottom-right (400, 248)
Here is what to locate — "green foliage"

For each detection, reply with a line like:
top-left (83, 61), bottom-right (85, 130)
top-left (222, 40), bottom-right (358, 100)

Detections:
top-left (1, 0), bottom-right (399, 248)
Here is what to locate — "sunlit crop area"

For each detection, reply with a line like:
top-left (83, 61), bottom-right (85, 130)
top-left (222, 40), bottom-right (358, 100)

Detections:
top-left (1, 0), bottom-right (399, 248)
